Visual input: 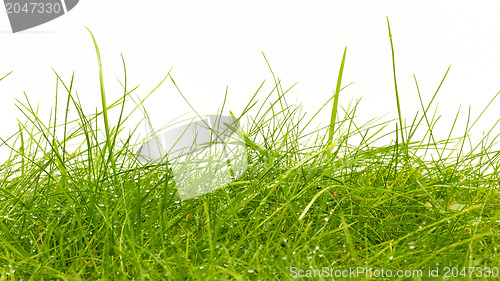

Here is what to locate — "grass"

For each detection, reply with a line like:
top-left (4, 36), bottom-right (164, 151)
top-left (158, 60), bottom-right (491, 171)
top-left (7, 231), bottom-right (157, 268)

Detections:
top-left (0, 23), bottom-right (498, 280)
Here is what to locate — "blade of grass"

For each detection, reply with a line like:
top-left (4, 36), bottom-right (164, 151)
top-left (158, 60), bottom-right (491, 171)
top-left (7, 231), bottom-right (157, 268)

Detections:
top-left (386, 16), bottom-right (405, 149)
top-left (328, 46), bottom-right (347, 146)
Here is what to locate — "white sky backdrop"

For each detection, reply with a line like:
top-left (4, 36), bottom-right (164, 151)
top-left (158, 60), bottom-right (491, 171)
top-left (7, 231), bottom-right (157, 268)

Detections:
top-left (1, 0), bottom-right (500, 160)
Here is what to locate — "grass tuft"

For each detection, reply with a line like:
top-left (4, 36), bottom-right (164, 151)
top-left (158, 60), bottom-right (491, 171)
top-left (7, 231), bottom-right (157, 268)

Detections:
top-left (0, 28), bottom-right (498, 280)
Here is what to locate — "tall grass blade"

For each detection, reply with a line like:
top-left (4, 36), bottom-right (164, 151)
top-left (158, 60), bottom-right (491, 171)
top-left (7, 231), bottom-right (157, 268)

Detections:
top-left (328, 46), bottom-right (347, 146)
top-left (386, 17), bottom-right (405, 147)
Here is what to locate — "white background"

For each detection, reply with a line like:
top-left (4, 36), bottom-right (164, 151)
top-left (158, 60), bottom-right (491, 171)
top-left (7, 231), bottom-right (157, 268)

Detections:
top-left (1, 0), bottom-right (500, 160)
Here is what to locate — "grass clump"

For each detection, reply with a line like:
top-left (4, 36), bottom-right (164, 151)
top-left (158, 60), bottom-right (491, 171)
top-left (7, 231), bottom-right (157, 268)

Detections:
top-left (0, 26), bottom-right (498, 280)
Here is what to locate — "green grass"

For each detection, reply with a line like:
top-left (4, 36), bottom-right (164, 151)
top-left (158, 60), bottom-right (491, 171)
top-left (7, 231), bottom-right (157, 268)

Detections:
top-left (0, 25), bottom-right (498, 280)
